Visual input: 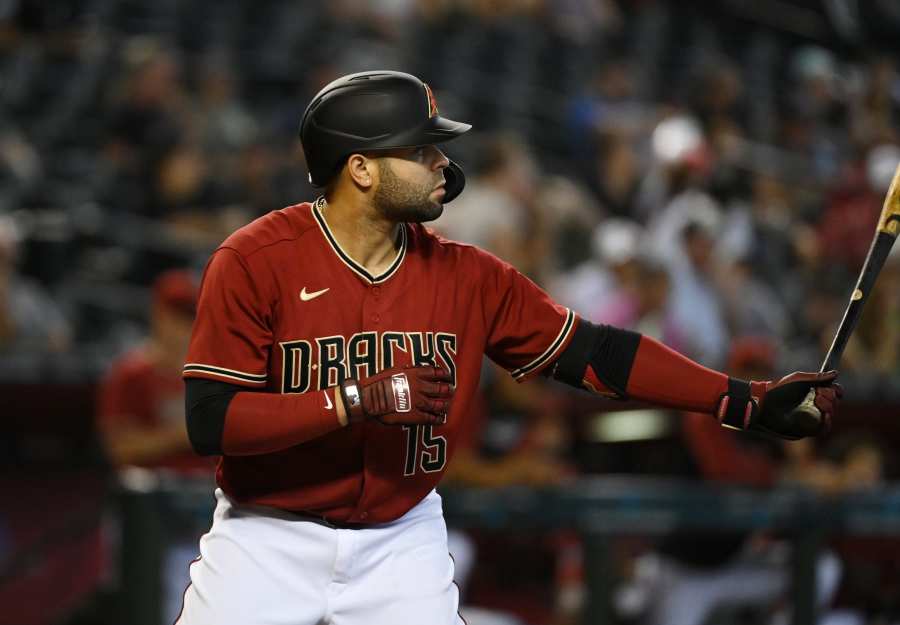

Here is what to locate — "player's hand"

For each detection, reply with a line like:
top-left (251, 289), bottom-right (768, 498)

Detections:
top-left (750, 371), bottom-right (842, 439)
top-left (341, 365), bottom-right (454, 426)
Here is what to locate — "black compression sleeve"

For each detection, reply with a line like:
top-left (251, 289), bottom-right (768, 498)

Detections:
top-left (184, 378), bottom-right (243, 456)
top-left (552, 320), bottom-right (641, 396)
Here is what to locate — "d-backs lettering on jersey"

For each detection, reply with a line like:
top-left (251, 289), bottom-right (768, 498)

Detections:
top-left (184, 197), bottom-right (576, 524)
top-left (280, 331), bottom-right (459, 394)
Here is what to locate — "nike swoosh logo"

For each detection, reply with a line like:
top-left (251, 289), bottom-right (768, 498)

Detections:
top-left (300, 287), bottom-right (329, 302)
top-left (323, 391), bottom-right (333, 410)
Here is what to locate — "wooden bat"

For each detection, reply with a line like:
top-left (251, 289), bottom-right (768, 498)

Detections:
top-left (790, 162), bottom-right (900, 426)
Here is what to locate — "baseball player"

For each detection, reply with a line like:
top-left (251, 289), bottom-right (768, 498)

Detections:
top-left (178, 71), bottom-right (841, 625)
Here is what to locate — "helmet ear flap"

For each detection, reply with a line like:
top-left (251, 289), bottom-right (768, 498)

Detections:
top-left (442, 160), bottom-right (466, 204)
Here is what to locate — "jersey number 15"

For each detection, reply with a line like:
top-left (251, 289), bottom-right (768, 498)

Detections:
top-left (402, 425), bottom-right (447, 476)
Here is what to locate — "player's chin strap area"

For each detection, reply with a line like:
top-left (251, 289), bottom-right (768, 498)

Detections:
top-left (442, 160), bottom-right (465, 204)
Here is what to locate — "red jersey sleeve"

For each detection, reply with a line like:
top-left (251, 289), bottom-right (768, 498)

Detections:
top-left (478, 250), bottom-right (576, 381)
top-left (183, 247), bottom-right (272, 387)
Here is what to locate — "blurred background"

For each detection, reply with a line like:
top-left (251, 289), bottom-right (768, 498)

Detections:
top-left (2, 0), bottom-right (900, 624)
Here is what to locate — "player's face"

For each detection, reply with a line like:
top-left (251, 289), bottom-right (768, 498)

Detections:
top-left (372, 145), bottom-right (449, 223)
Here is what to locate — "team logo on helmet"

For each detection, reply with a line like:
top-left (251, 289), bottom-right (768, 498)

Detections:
top-left (424, 83), bottom-right (439, 118)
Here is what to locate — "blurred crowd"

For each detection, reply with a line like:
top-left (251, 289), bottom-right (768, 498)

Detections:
top-left (1, 0), bottom-right (899, 394)
top-left (3, 1), bottom-right (900, 624)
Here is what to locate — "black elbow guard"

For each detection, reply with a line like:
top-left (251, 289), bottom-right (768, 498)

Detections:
top-left (551, 320), bottom-right (641, 397)
top-left (184, 378), bottom-right (241, 456)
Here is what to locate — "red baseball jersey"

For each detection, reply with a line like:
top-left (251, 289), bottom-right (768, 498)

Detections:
top-left (184, 197), bottom-right (576, 523)
top-left (101, 346), bottom-right (214, 473)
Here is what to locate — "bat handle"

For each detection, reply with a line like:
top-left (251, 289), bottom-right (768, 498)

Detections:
top-left (789, 387), bottom-right (821, 421)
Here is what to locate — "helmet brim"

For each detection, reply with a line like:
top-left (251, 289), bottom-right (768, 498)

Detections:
top-left (422, 115), bottom-right (472, 140)
top-left (374, 115), bottom-right (471, 150)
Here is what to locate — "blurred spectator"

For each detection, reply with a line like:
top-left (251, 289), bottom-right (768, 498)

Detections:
top-left (591, 129), bottom-right (642, 218)
top-left (536, 175), bottom-right (601, 275)
top-left (232, 141), bottom-right (309, 218)
top-left (154, 139), bottom-right (245, 247)
top-left (100, 37), bottom-right (187, 217)
top-left (819, 143), bottom-right (900, 274)
top-left (551, 217), bottom-right (639, 318)
top-left (719, 257), bottom-right (790, 339)
top-left (546, 0), bottom-right (623, 45)
top-left (192, 56), bottom-right (259, 154)
top-left (434, 134), bottom-right (541, 274)
top-left (97, 268), bottom-right (212, 625)
top-left (780, 279), bottom-right (847, 377)
top-left (737, 173), bottom-right (802, 299)
top-left (691, 57), bottom-right (744, 129)
top-left (788, 47), bottom-right (841, 125)
top-left (636, 114), bottom-right (713, 225)
top-left (568, 58), bottom-right (652, 170)
top-left (97, 269), bottom-right (208, 472)
top-left (665, 210), bottom-right (730, 368)
top-left (643, 189), bottom-right (720, 269)
top-left (0, 125), bottom-right (42, 210)
top-left (850, 56), bottom-right (900, 148)
top-left (593, 253), bottom-right (686, 352)
top-left (155, 141), bottom-right (219, 215)
top-left (0, 215), bottom-right (70, 354)
top-left (784, 46), bottom-right (847, 181)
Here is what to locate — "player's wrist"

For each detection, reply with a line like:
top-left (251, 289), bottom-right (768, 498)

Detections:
top-left (716, 377), bottom-right (759, 430)
top-left (339, 378), bottom-right (365, 425)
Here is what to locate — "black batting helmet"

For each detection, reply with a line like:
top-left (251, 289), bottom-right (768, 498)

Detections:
top-left (299, 71), bottom-right (471, 203)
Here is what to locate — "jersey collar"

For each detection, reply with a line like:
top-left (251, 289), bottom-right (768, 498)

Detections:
top-left (311, 196), bottom-right (408, 284)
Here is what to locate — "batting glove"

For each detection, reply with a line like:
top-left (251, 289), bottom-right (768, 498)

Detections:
top-left (340, 365), bottom-right (454, 426)
top-left (716, 370), bottom-right (843, 440)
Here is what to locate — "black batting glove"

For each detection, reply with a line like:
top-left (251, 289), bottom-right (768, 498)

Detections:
top-left (716, 371), bottom-right (843, 440)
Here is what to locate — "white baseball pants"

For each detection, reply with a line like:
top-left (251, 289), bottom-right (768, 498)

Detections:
top-left (175, 489), bottom-right (463, 625)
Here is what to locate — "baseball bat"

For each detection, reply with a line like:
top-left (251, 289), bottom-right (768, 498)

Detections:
top-left (789, 162), bottom-right (900, 425)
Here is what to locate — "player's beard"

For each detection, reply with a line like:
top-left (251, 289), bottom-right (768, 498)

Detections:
top-left (372, 160), bottom-right (444, 223)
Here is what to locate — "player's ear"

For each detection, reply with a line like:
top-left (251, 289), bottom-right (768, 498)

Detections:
top-left (346, 153), bottom-right (376, 190)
